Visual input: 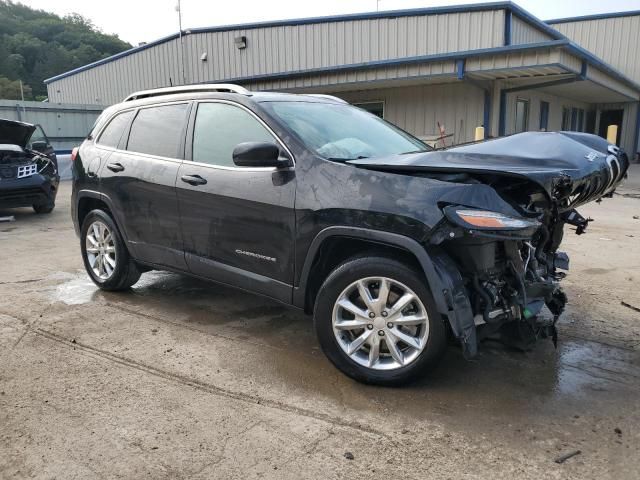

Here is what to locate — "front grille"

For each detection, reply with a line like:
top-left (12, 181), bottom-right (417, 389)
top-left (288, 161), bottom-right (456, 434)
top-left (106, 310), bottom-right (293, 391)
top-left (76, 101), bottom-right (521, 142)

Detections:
top-left (17, 164), bottom-right (38, 179)
top-left (0, 187), bottom-right (44, 201)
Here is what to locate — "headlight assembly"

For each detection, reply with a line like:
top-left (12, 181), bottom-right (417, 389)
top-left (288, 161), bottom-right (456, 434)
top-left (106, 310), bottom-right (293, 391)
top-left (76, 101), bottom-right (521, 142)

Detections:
top-left (444, 206), bottom-right (539, 231)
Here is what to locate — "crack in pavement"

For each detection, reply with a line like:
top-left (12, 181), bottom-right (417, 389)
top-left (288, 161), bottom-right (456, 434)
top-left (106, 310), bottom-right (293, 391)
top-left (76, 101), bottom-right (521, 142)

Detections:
top-left (29, 326), bottom-right (391, 441)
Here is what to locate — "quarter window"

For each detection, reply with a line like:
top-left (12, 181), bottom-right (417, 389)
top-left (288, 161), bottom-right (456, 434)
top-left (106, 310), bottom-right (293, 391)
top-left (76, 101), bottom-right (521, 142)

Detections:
top-left (192, 103), bottom-right (276, 167)
top-left (126, 103), bottom-right (188, 158)
top-left (97, 110), bottom-right (134, 148)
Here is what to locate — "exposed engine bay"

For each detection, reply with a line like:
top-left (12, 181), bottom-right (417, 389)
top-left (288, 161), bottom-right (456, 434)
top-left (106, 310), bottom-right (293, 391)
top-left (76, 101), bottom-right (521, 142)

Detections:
top-left (349, 131), bottom-right (629, 356)
top-left (0, 144), bottom-right (57, 180)
top-left (0, 118), bottom-right (59, 212)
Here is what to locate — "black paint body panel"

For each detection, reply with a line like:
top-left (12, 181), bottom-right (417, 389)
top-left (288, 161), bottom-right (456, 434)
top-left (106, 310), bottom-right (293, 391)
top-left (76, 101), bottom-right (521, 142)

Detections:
top-left (70, 91), bottom-right (628, 317)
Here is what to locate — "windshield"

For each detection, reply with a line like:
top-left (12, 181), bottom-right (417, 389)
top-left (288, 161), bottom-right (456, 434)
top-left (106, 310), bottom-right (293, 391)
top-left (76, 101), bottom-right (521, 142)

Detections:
top-left (261, 101), bottom-right (431, 160)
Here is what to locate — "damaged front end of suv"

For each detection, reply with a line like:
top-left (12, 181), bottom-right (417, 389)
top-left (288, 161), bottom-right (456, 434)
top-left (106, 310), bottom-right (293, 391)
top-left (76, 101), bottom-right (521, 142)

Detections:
top-left (350, 131), bottom-right (629, 357)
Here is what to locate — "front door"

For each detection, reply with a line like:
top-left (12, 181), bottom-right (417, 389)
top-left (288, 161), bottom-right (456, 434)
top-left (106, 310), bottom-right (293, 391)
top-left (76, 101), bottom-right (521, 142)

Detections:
top-left (99, 102), bottom-right (190, 269)
top-left (176, 101), bottom-right (296, 302)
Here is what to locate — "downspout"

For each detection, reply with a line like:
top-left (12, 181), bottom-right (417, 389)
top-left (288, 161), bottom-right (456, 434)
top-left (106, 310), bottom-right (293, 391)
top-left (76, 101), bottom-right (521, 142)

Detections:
top-left (633, 102), bottom-right (640, 159)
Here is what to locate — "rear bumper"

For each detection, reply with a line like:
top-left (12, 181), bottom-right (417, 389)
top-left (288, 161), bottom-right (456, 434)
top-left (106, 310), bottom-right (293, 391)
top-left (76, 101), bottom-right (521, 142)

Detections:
top-left (0, 174), bottom-right (59, 209)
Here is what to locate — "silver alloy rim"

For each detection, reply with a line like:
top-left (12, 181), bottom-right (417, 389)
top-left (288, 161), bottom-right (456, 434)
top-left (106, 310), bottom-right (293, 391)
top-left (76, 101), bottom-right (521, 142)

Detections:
top-left (332, 277), bottom-right (429, 370)
top-left (85, 220), bottom-right (116, 280)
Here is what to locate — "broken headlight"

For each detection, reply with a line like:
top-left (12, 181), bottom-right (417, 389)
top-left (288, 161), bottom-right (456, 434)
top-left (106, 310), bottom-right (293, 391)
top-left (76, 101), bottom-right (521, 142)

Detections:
top-left (444, 206), bottom-right (539, 231)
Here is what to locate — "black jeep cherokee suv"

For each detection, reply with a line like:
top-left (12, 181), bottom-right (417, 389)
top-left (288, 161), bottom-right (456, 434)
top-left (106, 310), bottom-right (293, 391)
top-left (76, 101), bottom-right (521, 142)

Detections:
top-left (71, 84), bottom-right (628, 385)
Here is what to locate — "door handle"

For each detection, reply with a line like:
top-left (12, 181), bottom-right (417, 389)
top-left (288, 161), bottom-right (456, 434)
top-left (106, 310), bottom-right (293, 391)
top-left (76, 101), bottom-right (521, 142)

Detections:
top-left (181, 174), bottom-right (207, 186)
top-left (106, 162), bottom-right (125, 172)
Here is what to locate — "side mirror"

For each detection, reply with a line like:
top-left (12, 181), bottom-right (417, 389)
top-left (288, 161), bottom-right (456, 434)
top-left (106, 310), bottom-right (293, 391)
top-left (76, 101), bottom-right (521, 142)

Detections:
top-left (31, 140), bottom-right (50, 153)
top-left (232, 142), bottom-right (292, 168)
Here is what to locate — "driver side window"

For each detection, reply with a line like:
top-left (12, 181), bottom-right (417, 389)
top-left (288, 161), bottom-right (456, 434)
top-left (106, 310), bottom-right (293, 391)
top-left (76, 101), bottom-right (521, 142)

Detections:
top-left (192, 102), bottom-right (276, 167)
top-left (28, 125), bottom-right (48, 150)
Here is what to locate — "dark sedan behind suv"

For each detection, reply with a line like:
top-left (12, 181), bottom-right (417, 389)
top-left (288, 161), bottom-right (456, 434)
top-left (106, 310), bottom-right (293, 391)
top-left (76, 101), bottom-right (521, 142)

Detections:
top-left (71, 84), bottom-right (627, 385)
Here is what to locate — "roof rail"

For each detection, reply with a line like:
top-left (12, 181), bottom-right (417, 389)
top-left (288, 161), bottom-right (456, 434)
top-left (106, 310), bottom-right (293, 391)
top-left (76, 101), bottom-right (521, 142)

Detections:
top-left (304, 94), bottom-right (348, 104)
top-left (123, 84), bottom-right (251, 102)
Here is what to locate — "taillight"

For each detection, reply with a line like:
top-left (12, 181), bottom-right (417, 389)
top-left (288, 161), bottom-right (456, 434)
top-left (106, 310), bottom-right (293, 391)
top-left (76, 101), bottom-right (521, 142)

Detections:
top-left (71, 147), bottom-right (79, 162)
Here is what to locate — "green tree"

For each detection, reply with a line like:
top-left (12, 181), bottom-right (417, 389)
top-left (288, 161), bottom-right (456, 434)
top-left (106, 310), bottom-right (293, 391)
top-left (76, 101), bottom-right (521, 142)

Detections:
top-left (0, 0), bottom-right (131, 100)
top-left (0, 75), bottom-right (32, 100)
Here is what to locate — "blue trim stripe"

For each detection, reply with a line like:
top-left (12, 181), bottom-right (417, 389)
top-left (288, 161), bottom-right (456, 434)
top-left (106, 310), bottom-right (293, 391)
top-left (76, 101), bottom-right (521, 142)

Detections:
top-left (504, 9), bottom-right (512, 46)
top-left (634, 104), bottom-right (640, 155)
top-left (483, 90), bottom-right (491, 137)
top-left (55, 149), bottom-right (73, 155)
top-left (547, 10), bottom-right (640, 24)
top-left (212, 41), bottom-right (568, 84)
top-left (42, 0), bottom-right (640, 97)
top-left (44, 1), bottom-right (513, 84)
top-left (456, 59), bottom-right (465, 80)
top-left (498, 90), bottom-right (507, 136)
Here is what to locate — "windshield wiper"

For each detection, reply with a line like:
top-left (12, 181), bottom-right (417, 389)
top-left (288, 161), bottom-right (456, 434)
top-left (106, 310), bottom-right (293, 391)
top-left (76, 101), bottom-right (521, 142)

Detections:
top-left (400, 149), bottom-right (430, 155)
top-left (326, 155), bottom-right (370, 161)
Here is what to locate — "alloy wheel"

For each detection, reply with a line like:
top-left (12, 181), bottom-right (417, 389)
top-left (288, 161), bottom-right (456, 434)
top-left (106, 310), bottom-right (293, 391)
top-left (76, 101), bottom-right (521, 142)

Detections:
top-left (85, 220), bottom-right (117, 280)
top-left (331, 276), bottom-right (430, 370)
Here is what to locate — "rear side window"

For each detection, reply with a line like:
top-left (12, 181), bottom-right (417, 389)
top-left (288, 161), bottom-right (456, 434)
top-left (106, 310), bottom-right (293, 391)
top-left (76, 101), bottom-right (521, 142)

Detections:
top-left (98, 110), bottom-right (134, 148)
top-left (192, 102), bottom-right (275, 167)
top-left (126, 103), bottom-right (188, 158)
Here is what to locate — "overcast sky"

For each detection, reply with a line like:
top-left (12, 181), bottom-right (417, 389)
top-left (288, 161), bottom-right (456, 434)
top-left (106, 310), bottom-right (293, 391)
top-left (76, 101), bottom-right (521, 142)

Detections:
top-left (18, 0), bottom-right (640, 46)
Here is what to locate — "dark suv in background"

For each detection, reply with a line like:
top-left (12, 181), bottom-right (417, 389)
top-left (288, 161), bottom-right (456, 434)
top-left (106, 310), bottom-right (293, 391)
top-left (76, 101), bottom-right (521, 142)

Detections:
top-left (1, 119), bottom-right (59, 214)
top-left (71, 84), bottom-right (627, 385)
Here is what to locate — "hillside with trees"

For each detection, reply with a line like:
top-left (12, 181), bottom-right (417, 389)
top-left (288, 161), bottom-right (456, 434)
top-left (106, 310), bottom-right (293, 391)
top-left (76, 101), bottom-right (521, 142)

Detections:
top-left (0, 0), bottom-right (131, 100)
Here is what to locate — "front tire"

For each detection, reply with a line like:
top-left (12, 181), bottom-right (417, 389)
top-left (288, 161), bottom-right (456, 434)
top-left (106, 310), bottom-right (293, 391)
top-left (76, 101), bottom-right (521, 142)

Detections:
top-left (80, 209), bottom-right (141, 291)
top-left (314, 256), bottom-right (446, 386)
top-left (33, 202), bottom-right (54, 214)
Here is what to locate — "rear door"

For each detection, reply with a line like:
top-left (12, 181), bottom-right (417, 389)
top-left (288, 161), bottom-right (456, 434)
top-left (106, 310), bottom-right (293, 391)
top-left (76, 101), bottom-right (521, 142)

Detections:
top-left (99, 102), bottom-right (190, 269)
top-left (176, 100), bottom-right (296, 302)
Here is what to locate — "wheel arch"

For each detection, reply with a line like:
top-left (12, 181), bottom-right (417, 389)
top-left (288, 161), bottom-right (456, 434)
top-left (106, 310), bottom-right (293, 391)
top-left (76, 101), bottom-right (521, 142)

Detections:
top-left (297, 226), bottom-right (478, 358)
top-left (75, 191), bottom-right (128, 241)
top-left (294, 227), bottom-right (449, 316)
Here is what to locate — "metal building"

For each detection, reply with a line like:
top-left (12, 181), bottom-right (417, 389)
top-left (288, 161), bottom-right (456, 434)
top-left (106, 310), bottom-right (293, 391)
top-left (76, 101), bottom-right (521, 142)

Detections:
top-left (44, 2), bottom-right (640, 155)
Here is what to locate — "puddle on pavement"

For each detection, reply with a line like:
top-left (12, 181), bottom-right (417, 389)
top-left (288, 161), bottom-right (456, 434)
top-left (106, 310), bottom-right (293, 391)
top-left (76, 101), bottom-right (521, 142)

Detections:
top-left (52, 276), bottom-right (101, 305)
top-left (49, 269), bottom-right (640, 422)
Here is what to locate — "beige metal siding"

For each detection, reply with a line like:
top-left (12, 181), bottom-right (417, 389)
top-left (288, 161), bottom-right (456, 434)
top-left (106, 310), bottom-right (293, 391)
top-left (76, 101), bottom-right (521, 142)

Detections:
top-left (47, 9), bottom-right (505, 105)
top-left (0, 100), bottom-right (103, 150)
top-left (337, 83), bottom-right (485, 145)
top-left (47, 38), bottom-right (183, 105)
top-left (552, 15), bottom-right (640, 84)
top-left (511, 16), bottom-right (554, 45)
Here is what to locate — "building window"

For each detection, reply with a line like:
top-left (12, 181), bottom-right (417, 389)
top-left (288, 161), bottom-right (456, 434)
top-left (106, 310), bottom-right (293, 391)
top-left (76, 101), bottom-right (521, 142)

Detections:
top-left (561, 107), bottom-right (571, 131)
top-left (514, 98), bottom-right (529, 133)
top-left (577, 109), bottom-right (585, 132)
top-left (539, 101), bottom-right (549, 131)
top-left (353, 101), bottom-right (384, 119)
top-left (570, 108), bottom-right (578, 131)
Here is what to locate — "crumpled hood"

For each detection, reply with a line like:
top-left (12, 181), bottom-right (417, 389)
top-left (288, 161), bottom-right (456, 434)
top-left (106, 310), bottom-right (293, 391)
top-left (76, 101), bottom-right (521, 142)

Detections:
top-left (348, 132), bottom-right (628, 208)
top-left (0, 118), bottom-right (35, 148)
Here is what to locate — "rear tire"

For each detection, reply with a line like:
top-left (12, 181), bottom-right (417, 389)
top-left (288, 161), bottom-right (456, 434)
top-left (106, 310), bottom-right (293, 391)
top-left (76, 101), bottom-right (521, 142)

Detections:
top-left (33, 202), bottom-right (54, 214)
top-left (80, 209), bottom-right (141, 291)
top-left (313, 255), bottom-right (446, 386)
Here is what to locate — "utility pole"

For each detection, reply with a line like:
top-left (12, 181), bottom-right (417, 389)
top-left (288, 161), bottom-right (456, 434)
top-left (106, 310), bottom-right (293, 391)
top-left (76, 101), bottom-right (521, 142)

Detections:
top-left (376, 0), bottom-right (381, 12)
top-left (176, 0), bottom-right (186, 85)
top-left (19, 79), bottom-right (24, 102)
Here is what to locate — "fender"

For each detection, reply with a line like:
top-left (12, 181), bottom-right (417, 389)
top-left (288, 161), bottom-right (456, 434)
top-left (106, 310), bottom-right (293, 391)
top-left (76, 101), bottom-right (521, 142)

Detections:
top-left (294, 226), bottom-right (477, 356)
top-left (74, 190), bottom-right (130, 244)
